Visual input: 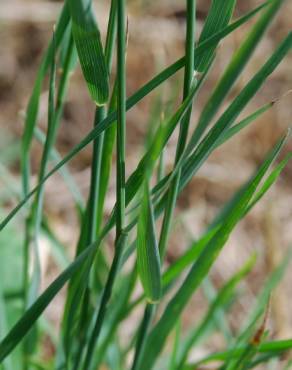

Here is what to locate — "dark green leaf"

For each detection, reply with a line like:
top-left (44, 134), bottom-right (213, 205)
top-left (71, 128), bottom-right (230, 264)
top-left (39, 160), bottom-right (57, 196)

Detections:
top-left (68, 0), bottom-right (109, 105)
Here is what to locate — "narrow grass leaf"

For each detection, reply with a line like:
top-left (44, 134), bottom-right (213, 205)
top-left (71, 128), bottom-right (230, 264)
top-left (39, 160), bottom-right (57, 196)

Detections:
top-left (34, 127), bottom-right (84, 211)
top-left (127, 77), bottom-right (199, 204)
top-left (140, 150), bottom-right (291, 307)
top-left (176, 255), bottom-right (256, 369)
top-left (137, 182), bottom-right (161, 303)
top-left (0, 241), bottom-right (99, 362)
top-left (0, 4), bottom-right (268, 232)
top-left (169, 320), bottom-right (181, 370)
top-left (21, 4), bottom-right (70, 195)
top-left (96, 83), bottom-right (117, 230)
top-left (195, 0), bottom-right (236, 72)
top-left (93, 269), bottom-right (136, 368)
top-left (181, 33), bottom-right (292, 190)
top-left (138, 134), bottom-right (288, 370)
top-left (223, 252), bottom-right (291, 370)
top-left (190, 0), bottom-right (286, 148)
top-left (246, 151), bottom-right (292, 213)
top-left (68, 0), bottom-right (109, 105)
top-left (0, 290), bottom-right (14, 370)
top-left (185, 339), bottom-right (292, 369)
top-left (214, 101), bottom-right (274, 149)
top-left (162, 228), bottom-right (217, 287)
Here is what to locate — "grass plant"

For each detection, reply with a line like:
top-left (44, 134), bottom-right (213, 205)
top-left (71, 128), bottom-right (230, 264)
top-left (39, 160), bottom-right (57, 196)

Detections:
top-left (0, 1), bottom-right (291, 369)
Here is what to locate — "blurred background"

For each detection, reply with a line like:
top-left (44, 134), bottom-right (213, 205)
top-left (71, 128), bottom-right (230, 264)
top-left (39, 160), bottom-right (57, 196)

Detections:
top-left (0, 0), bottom-right (292, 364)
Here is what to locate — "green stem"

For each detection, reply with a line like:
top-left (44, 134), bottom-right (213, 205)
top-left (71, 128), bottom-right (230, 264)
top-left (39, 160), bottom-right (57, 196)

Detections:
top-left (80, 1), bottom-right (127, 368)
top-left (22, 32), bottom-right (74, 369)
top-left (159, 0), bottom-right (196, 256)
top-left (0, 5), bottom-right (266, 234)
top-left (116, 0), bottom-right (126, 235)
top-left (95, 0), bottom-right (118, 233)
top-left (71, 1), bottom-right (118, 366)
top-left (131, 305), bottom-right (155, 370)
top-left (82, 232), bottom-right (128, 370)
top-left (130, 2), bottom-right (196, 368)
top-left (87, 0), bottom-right (117, 245)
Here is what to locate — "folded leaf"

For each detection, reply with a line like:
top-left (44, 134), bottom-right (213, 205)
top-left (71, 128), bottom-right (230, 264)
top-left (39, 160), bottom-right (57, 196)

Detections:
top-left (68, 0), bottom-right (109, 105)
top-left (137, 182), bottom-right (161, 303)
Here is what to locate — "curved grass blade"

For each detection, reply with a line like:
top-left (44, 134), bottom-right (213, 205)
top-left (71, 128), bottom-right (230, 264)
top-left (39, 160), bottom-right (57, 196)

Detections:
top-left (162, 228), bottom-right (218, 287)
top-left (225, 312), bottom-right (269, 370)
top-left (224, 251), bottom-right (292, 370)
top-left (81, 2), bottom-right (127, 366)
top-left (176, 254), bottom-right (256, 369)
top-left (23, 31), bottom-right (58, 356)
top-left (188, 0), bottom-right (286, 150)
top-left (214, 101), bottom-right (275, 149)
top-left (21, 4), bottom-right (70, 196)
top-left (0, 290), bottom-right (14, 370)
top-left (246, 151), bottom-right (292, 213)
top-left (169, 152), bottom-right (292, 291)
top-left (34, 127), bottom-right (84, 211)
top-left (82, 232), bottom-right (128, 369)
top-left (0, 3), bottom-right (267, 232)
top-left (138, 0), bottom-right (236, 276)
top-left (68, 0), bottom-right (109, 105)
top-left (127, 150), bottom-right (291, 313)
top-left (157, 0), bottom-right (196, 264)
top-left (57, 3), bottom-right (118, 366)
top-left (0, 240), bottom-right (100, 363)
top-left (92, 268), bottom-right (137, 369)
top-left (138, 133), bottom-right (288, 370)
top-left (184, 339), bottom-right (292, 369)
top-left (181, 33), bottom-right (292, 191)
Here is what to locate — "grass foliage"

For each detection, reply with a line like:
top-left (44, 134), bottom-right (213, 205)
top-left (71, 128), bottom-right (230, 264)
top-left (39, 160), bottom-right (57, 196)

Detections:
top-left (0, 0), bottom-right (291, 369)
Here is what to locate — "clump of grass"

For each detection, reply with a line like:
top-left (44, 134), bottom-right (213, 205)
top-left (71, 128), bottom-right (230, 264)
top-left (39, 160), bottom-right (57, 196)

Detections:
top-left (0, 0), bottom-right (291, 369)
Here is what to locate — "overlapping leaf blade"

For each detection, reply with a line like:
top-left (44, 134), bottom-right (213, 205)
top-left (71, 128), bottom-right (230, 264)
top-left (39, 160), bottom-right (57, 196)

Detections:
top-left (138, 134), bottom-right (288, 370)
top-left (189, 0), bottom-right (286, 149)
top-left (195, 0), bottom-right (236, 72)
top-left (0, 242), bottom-right (98, 362)
top-left (0, 3), bottom-right (268, 233)
top-left (176, 255), bottom-right (256, 369)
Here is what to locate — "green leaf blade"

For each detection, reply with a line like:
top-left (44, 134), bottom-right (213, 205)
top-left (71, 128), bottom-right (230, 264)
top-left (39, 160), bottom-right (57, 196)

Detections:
top-left (138, 133), bottom-right (288, 370)
top-left (137, 183), bottom-right (162, 304)
top-left (69, 0), bottom-right (109, 105)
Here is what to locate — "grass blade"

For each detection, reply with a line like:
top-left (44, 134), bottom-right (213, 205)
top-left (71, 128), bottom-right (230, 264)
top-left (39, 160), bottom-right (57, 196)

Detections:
top-left (194, 0), bottom-right (236, 72)
top-left (0, 241), bottom-right (99, 363)
top-left (137, 182), bottom-right (162, 303)
top-left (214, 101), bottom-right (275, 149)
top-left (224, 252), bottom-right (292, 370)
top-left (68, 0), bottom-right (109, 105)
top-left (176, 255), bottom-right (256, 369)
top-left (181, 33), bottom-right (292, 190)
top-left (81, 2), bottom-right (127, 368)
top-left (138, 133), bottom-right (288, 370)
top-left (189, 0), bottom-right (286, 149)
top-left (185, 339), bottom-right (292, 368)
top-left (21, 4), bottom-right (70, 196)
top-left (0, 4), bottom-right (268, 232)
